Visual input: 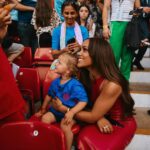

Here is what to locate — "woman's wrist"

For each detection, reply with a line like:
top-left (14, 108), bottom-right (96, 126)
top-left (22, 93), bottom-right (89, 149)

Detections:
top-left (66, 107), bottom-right (70, 113)
top-left (103, 25), bottom-right (109, 30)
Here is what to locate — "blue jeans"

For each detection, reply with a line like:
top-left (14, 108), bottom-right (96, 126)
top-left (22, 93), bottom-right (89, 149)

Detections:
top-left (18, 22), bottom-right (38, 55)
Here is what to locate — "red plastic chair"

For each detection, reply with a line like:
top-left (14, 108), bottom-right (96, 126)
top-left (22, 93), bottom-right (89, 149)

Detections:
top-left (33, 47), bottom-right (53, 67)
top-left (16, 68), bottom-right (41, 103)
top-left (34, 66), bottom-right (50, 85)
top-left (14, 47), bottom-right (32, 68)
top-left (0, 121), bottom-right (66, 150)
top-left (43, 69), bottom-right (59, 99)
top-left (34, 47), bottom-right (53, 62)
top-left (30, 115), bottom-right (80, 135)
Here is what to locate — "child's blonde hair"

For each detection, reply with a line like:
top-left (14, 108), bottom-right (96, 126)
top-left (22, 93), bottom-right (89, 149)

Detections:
top-left (60, 53), bottom-right (78, 77)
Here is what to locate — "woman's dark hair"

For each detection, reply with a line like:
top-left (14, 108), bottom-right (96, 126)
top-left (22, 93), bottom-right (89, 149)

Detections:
top-left (77, 4), bottom-right (90, 27)
top-left (36, 0), bottom-right (53, 27)
top-left (80, 38), bottom-right (135, 118)
top-left (61, 0), bottom-right (79, 14)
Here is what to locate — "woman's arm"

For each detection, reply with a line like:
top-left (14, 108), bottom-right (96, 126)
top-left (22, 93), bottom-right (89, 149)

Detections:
top-left (97, 0), bottom-right (104, 11)
top-left (134, 0), bottom-right (140, 8)
top-left (64, 102), bottom-right (87, 124)
top-left (102, 0), bottom-right (111, 40)
top-left (143, 7), bottom-right (150, 13)
top-left (0, 8), bottom-right (11, 42)
top-left (76, 82), bottom-right (122, 123)
top-left (11, 0), bottom-right (34, 11)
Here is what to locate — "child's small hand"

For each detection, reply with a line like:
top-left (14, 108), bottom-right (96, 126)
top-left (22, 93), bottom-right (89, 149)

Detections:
top-left (67, 42), bottom-right (81, 54)
top-left (35, 109), bottom-right (45, 117)
top-left (64, 111), bottom-right (74, 125)
top-left (97, 117), bottom-right (113, 134)
top-left (51, 97), bottom-right (62, 110)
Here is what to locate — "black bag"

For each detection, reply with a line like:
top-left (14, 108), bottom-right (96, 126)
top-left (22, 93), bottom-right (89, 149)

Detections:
top-left (125, 16), bottom-right (142, 51)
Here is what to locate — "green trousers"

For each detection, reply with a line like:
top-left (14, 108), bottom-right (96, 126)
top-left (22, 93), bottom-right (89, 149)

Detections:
top-left (110, 21), bottom-right (133, 80)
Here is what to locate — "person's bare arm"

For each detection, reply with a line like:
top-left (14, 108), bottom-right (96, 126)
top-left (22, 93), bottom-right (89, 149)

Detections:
top-left (143, 7), bottom-right (150, 13)
top-left (134, 0), bottom-right (140, 8)
top-left (11, 0), bottom-right (34, 11)
top-left (76, 82), bottom-right (122, 123)
top-left (97, 0), bottom-right (103, 11)
top-left (0, 8), bottom-right (11, 42)
top-left (102, 0), bottom-right (111, 39)
top-left (35, 95), bottom-right (52, 117)
top-left (64, 101), bottom-right (87, 124)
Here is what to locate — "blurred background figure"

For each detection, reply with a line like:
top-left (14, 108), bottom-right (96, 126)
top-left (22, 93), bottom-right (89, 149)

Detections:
top-left (77, 4), bottom-right (96, 37)
top-left (31, 0), bottom-right (61, 48)
top-left (86, 0), bottom-right (103, 38)
top-left (17, 0), bottom-right (37, 55)
top-left (132, 0), bottom-right (150, 70)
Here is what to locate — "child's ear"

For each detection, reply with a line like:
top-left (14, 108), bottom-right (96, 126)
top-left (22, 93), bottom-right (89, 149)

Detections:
top-left (66, 69), bottom-right (71, 75)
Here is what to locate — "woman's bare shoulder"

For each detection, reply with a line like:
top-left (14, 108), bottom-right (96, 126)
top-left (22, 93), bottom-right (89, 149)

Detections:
top-left (101, 80), bottom-right (122, 96)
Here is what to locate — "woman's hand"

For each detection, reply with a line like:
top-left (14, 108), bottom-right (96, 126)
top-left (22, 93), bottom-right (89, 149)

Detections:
top-left (97, 117), bottom-right (113, 134)
top-left (67, 42), bottom-right (81, 54)
top-left (143, 7), bottom-right (150, 13)
top-left (103, 27), bottom-right (111, 40)
top-left (64, 111), bottom-right (74, 125)
top-left (0, 8), bottom-right (11, 41)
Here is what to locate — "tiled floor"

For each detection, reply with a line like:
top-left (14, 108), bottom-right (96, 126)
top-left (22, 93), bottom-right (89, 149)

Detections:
top-left (134, 107), bottom-right (150, 129)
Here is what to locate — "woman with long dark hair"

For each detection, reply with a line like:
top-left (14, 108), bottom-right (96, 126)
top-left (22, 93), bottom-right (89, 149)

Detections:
top-left (52, 38), bottom-right (137, 149)
top-left (31, 0), bottom-right (61, 47)
top-left (76, 38), bottom-right (136, 149)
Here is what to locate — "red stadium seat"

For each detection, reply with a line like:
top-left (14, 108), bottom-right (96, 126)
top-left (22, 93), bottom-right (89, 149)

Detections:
top-left (33, 47), bottom-right (53, 67)
top-left (33, 48), bottom-right (54, 85)
top-left (0, 121), bottom-right (66, 150)
top-left (16, 68), bottom-right (41, 102)
top-left (34, 47), bottom-right (53, 61)
top-left (30, 115), bottom-right (80, 135)
top-left (34, 66), bottom-right (50, 85)
top-left (43, 69), bottom-right (59, 99)
top-left (14, 47), bottom-right (32, 68)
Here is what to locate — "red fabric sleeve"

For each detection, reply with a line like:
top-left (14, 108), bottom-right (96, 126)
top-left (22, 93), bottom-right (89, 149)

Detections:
top-left (0, 47), bottom-right (25, 119)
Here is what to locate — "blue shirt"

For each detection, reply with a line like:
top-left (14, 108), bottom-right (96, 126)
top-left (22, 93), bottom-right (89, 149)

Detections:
top-left (52, 25), bottom-right (89, 50)
top-left (48, 77), bottom-right (88, 117)
top-left (54, 0), bottom-right (65, 21)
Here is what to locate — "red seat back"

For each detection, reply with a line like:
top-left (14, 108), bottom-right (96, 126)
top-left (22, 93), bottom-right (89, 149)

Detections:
top-left (43, 70), bottom-right (59, 99)
top-left (16, 68), bottom-right (41, 102)
top-left (0, 121), bottom-right (66, 150)
top-left (14, 47), bottom-right (32, 68)
top-left (34, 47), bottom-right (53, 61)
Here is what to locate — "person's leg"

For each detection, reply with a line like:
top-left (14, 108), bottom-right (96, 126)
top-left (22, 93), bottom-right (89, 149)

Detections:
top-left (133, 46), bottom-right (147, 70)
top-left (139, 17), bottom-right (149, 41)
top-left (110, 21), bottom-right (124, 66)
top-left (30, 24), bottom-right (38, 55)
top-left (120, 43), bottom-right (133, 80)
top-left (110, 22), bottom-right (132, 80)
top-left (18, 23), bottom-right (37, 55)
top-left (7, 43), bottom-right (24, 62)
top-left (60, 118), bottom-right (76, 150)
top-left (41, 112), bottom-right (56, 124)
top-left (18, 23), bottom-right (30, 47)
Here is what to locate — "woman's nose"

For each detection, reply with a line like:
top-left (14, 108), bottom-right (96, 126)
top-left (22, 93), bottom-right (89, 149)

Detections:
top-left (77, 49), bottom-right (82, 57)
